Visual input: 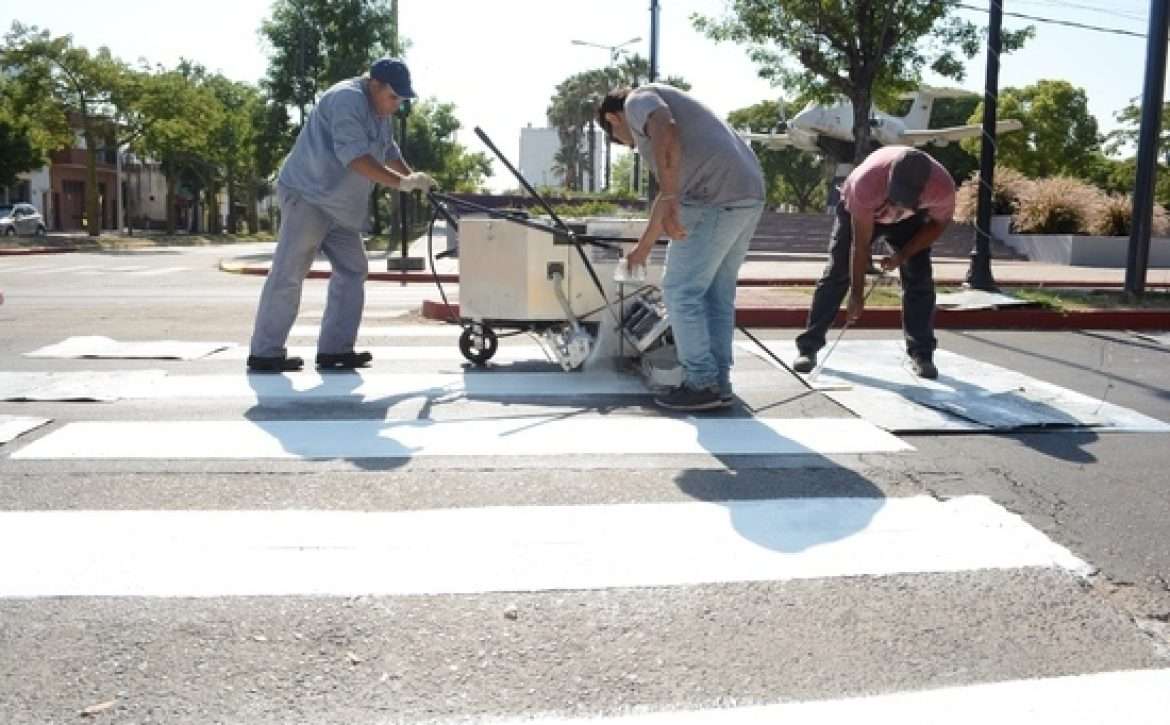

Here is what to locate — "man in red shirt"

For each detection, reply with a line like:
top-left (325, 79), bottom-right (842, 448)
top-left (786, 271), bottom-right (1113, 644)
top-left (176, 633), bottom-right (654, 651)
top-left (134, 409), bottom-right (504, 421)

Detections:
top-left (793, 146), bottom-right (956, 379)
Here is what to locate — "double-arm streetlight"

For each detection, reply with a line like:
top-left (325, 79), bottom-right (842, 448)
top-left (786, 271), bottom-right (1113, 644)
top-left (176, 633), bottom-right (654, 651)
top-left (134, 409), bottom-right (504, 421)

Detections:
top-left (571, 36), bottom-right (642, 66)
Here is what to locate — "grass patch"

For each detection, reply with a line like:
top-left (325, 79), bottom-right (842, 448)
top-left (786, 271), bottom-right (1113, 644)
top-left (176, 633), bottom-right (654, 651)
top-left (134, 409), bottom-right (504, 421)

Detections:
top-left (1011, 288), bottom-right (1170, 311)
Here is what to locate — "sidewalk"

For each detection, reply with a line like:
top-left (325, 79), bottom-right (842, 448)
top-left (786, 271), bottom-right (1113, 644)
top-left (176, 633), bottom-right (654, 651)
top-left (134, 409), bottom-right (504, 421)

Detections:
top-left (216, 227), bottom-right (1169, 330)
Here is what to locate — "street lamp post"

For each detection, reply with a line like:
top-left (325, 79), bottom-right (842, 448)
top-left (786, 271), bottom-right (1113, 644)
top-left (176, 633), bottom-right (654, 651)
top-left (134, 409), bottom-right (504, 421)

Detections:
top-left (571, 36), bottom-right (641, 191)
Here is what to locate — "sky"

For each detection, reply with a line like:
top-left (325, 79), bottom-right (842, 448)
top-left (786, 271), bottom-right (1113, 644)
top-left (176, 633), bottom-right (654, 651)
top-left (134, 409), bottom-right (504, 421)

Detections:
top-left (3, 0), bottom-right (1161, 190)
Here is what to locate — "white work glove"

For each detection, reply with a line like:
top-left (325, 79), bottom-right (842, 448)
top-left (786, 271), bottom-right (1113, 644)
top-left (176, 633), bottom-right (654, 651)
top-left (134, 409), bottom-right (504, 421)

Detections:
top-left (398, 171), bottom-right (436, 193)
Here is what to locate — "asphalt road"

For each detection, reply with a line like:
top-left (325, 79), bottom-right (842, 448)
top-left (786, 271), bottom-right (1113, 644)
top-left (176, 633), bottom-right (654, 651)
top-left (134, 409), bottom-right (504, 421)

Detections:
top-left (0, 245), bottom-right (1168, 723)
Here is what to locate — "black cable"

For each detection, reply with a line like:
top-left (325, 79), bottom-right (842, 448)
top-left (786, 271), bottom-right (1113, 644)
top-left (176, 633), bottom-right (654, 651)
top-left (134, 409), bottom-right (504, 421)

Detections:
top-left (956, 2), bottom-right (1148, 37)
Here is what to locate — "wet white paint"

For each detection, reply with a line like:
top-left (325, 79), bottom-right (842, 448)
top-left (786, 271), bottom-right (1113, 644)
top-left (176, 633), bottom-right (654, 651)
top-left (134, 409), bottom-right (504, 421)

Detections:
top-left (0, 496), bottom-right (1087, 598)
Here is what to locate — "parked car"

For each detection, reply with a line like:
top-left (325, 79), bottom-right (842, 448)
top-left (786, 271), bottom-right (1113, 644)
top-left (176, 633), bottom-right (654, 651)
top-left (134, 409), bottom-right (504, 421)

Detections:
top-left (0, 203), bottom-right (47, 236)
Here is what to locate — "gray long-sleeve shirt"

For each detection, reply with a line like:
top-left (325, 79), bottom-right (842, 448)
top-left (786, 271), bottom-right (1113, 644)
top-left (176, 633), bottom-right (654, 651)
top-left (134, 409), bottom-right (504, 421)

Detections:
top-left (277, 78), bottom-right (402, 230)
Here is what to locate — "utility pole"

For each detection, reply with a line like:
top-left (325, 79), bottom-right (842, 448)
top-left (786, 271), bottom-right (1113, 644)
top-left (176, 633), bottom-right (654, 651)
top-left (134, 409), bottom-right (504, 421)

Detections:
top-left (645, 0), bottom-right (661, 201)
top-left (1125, 0), bottom-right (1170, 297)
top-left (387, 0), bottom-right (422, 271)
top-left (966, 0), bottom-right (1003, 291)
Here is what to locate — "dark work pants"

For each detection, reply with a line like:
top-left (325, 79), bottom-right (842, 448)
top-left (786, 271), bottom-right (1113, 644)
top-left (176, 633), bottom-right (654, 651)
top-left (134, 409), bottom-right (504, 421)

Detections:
top-left (795, 201), bottom-right (938, 360)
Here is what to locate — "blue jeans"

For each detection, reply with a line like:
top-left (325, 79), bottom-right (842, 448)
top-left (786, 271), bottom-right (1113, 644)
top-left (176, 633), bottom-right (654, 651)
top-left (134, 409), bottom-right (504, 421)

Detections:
top-left (662, 200), bottom-right (764, 392)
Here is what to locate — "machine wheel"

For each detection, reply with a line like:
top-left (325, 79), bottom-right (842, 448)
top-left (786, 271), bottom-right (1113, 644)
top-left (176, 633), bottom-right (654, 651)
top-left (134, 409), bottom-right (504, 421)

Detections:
top-left (459, 325), bottom-right (498, 365)
top-left (34, 225), bottom-right (46, 236)
top-left (2, 227), bottom-right (14, 236)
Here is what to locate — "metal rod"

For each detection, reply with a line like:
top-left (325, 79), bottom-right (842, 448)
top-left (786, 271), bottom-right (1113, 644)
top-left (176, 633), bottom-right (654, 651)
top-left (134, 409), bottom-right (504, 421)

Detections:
top-left (473, 127), bottom-right (572, 234)
top-left (1125, 0), bottom-right (1170, 296)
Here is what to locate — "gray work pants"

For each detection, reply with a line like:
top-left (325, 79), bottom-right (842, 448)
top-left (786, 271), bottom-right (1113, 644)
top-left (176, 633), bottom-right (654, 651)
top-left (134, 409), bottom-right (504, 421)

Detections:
top-left (249, 185), bottom-right (368, 358)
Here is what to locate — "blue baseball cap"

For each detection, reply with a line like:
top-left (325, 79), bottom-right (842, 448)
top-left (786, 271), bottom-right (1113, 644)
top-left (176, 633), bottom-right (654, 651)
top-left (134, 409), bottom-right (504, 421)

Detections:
top-left (370, 57), bottom-right (416, 98)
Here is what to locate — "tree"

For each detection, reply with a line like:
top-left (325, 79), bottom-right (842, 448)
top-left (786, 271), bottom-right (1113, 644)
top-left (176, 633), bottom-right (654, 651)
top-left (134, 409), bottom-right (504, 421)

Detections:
top-left (728, 99), bottom-right (825, 211)
top-left (694, 1), bottom-right (1031, 165)
top-left (260, 0), bottom-right (397, 126)
top-left (402, 100), bottom-right (492, 192)
top-left (965, 80), bottom-right (1102, 179)
top-left (545, 57), bottom-right (690, 191)
top-left (1107, 99), bottom-right (1170, 161)
top-left (131, 67), bottom-right (221, 234)
top-left (2, 23), bottom-right (154, 235)
top-left (0, 74), bottom-right (70, 187)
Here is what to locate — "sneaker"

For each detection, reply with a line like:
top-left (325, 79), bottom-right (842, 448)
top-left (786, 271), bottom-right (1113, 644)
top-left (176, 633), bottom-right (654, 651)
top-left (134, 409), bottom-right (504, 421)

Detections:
top-left (910, 355), bottom-right (938, 379)
top-left (718, 389), bottom-right (736, 408)
top-left (654, 384), bottom-right (723, 412)
top-left (316, 351), bottom-right (374, 370)
top-left (792, 352), bottom-right (817, 374)
top-left (247, 354), bottom-right (304, 373)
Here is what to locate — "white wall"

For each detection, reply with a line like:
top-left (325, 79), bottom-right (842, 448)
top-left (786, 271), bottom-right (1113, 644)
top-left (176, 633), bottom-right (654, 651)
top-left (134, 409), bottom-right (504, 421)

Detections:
top-left (519, 126), bottom-right (606, 191)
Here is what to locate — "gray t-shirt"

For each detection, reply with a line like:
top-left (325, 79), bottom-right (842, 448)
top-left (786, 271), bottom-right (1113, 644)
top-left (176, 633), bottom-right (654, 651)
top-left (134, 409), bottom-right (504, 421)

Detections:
top-left (278, 78), bottom-right (403, 230)
top-left (624, 84), bottom-right (765, 206)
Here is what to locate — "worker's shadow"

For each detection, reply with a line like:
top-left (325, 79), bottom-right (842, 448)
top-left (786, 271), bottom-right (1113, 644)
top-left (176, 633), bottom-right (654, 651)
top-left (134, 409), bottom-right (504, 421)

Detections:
top-left (816, 364), bottom-right (1099, 465)
top-left (244, 370), bottom-right (449, 471)
top-left (674, 415), bottom-right (888, 555)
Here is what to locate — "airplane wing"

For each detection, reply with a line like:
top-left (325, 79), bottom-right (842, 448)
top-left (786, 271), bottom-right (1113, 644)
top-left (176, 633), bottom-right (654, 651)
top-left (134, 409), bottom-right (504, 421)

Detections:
top-left (899, 120), bottom-right (1024, 147)
top-left (737, 131), bottom-right (796, 149)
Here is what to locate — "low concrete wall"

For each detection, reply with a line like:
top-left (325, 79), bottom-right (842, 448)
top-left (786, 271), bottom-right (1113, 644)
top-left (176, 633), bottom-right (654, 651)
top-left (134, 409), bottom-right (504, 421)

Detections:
top-left (1004, 233), bottom-right (1170, 268)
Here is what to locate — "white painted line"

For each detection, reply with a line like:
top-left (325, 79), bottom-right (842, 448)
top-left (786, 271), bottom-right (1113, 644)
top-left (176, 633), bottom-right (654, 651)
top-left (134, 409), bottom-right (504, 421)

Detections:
top-left (297, 310), bottom-right (409, 321)
top-left (128, 266), bottom-right (189, 276)
top-left (0, 415), bottom-right (51, 445)
top-left (289, 324), bottom-right (460, 338)
top-left (10, 417), bottom-right (912, 459)
top-left (0, 264), bottom-right (51, 273)
top-left (209, 344), bottom-right (550, 363)
top-left (106, 265), bottom-right (149, 272)
top-left (0, 496), bottom-right (1087, 597)
top-left (487, 669), bottom-right (1170, 725)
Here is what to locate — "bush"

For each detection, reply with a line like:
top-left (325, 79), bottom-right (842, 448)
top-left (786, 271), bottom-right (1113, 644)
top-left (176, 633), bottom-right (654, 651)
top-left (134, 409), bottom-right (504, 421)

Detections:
top-left (954, 166), bottom-right (1032, 223)
top-left (1013, 177), bottom-right (1101, 234)
top-left (1089, 194), bottom-right (1170, 237)
top-left (550, 201), bottom-right (624, 218)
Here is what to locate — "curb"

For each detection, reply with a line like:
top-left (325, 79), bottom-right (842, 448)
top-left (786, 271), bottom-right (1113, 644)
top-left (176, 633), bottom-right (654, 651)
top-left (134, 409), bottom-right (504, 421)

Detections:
top-left (0, 246), bottom-right (80, 255)
top-left (420, 299), bottom-right (1170, 331)
top-left (222, 263), bottom-right (1153, 290)
top-left (221, 261), bottom-right (459, 284)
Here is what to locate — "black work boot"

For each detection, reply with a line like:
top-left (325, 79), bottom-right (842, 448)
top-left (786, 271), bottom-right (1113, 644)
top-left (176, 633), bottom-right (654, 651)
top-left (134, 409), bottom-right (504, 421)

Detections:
top-left (316, 351), bottom-right (374, 371)
top-left (792, 352), bottom-right (817, 374)
top-left (909, 355), bottom-right (938, 380)
top-left (654, 384), bottom-right (723, 412)
top-left (247, 355), bottom-right (304, 373)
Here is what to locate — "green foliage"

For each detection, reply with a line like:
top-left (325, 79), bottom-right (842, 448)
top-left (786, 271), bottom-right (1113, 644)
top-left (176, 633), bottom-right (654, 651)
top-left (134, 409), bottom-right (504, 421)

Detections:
top-left (693, 1), bottom-right (1032, 164)
top-left (402, 101), bottom-right (492, 192)
top-left (549, 201), bottom-right (624, 218)
top-left (1106, 99), bottom-right (1170, 158)
top-left (260, 0), bottom-right (397, 123)
top-left (728, 99), bottom-right (825, 211)
top-left (1, 22), bottom-right (155, 234)
top-left (964, 80), bottom-right (1102, 179)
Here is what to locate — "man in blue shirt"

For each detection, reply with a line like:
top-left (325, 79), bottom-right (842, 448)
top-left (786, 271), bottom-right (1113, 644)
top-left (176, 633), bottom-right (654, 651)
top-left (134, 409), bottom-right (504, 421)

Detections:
top-left (248, 57), bottom-right (435, 373)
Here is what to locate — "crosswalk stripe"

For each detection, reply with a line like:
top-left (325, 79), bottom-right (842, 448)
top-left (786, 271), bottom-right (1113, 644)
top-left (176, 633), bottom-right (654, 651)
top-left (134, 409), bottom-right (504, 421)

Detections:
top-left (106, 265), bottom-right (149, 272)
top-left (492, 669), bottom-right (1170, 724)
top-left (210, 344), bottom-right (550, 363)
top-left (10, 417), bottom-right (911, 459)
top-left (0, 496), bottom-right (1087, 597)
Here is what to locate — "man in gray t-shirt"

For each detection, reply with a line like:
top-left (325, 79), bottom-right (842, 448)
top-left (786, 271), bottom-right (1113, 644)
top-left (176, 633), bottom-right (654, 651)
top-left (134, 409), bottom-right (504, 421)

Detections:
top-left (598, 85), bottom-right (765, 411)
top-left (247, 57), bottom-right (436, 373)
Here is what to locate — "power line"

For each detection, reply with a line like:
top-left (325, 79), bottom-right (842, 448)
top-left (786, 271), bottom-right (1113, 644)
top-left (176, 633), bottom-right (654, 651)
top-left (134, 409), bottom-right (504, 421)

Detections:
top-left (956, 2), bottom-right (1149, 38)
top-left (1017, 0), bottom-right (1146, 24)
